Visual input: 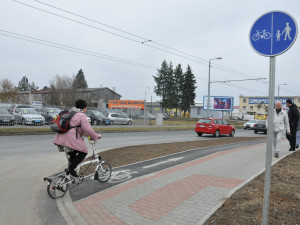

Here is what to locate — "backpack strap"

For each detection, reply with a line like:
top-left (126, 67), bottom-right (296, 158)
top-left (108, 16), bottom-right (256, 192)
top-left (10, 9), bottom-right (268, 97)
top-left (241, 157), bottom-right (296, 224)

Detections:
top-left (68, 111), bottom-right (81, 139)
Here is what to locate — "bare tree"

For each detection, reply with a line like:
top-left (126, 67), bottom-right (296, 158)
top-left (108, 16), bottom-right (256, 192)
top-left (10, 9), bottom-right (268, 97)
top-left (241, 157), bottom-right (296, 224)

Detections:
top-left (48, 75), bottom-right (75, 107)
top-left (0, 78), bottom-right (18, 103)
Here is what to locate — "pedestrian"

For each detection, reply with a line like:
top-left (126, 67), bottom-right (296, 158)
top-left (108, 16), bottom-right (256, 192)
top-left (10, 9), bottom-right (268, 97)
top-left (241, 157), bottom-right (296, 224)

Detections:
top-left (296, 107), bottom-right (300, 149)
top-left (273, 101), bottom-right (290, 158)
top-left (53, 99), bottom-right (101, 177)
top-left (286, 99), bottom-right (299, 151)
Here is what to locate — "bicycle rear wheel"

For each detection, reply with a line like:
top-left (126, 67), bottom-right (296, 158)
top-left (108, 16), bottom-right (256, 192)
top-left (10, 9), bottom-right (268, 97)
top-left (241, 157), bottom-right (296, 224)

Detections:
top-left (47, 175), bottom-right (69, 199)
top-left (96, 161), bottom-right (112, 183)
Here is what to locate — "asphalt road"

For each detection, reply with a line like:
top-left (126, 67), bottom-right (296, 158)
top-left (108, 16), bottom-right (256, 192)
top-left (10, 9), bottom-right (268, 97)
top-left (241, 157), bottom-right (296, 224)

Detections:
top-left (0, 129), bottom-right (260, 225)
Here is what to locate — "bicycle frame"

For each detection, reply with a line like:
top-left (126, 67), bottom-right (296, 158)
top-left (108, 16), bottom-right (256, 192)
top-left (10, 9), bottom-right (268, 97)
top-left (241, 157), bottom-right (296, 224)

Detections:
top-left (73, 139), bottom-right (102, 175)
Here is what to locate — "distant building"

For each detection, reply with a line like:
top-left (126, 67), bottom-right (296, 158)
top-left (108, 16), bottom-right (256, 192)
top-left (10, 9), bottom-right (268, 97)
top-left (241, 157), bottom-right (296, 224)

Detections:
top-left (15, 87), bottom-right (121, 109)
top-left (239, 95), bottom-right (300, 117)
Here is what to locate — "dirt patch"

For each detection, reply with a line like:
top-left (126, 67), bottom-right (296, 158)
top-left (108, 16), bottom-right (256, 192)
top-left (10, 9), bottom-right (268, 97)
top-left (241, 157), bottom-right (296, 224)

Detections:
top-left (203, 149), bottom-right (300, 225)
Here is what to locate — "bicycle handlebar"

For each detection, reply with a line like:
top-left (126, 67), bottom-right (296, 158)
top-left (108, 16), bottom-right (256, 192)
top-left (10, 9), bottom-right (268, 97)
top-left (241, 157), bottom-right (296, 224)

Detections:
top-left (87, 136), bottom-right (101, 144)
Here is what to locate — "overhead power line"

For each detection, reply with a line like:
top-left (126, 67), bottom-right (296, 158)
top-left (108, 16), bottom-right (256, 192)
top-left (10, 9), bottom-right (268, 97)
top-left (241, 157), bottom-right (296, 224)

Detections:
top-left (11, 0), bottom-right (267, 81)
top-left (0, 29), bottom-right (156, 70)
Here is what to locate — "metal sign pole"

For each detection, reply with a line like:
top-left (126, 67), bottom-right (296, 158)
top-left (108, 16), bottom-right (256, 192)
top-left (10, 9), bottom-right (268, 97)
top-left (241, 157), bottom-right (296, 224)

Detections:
top-left (262, 56), bottom-right (276, 225)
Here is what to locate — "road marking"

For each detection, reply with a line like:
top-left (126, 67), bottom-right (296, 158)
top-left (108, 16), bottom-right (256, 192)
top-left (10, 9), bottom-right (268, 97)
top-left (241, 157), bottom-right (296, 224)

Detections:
top-left (142, 157), bottom-right (184, 169)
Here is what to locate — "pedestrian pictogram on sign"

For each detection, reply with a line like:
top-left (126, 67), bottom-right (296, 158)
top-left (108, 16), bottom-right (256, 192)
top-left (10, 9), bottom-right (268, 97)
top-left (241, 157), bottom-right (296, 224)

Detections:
top-left (249, 11), bottom-right (298, 56)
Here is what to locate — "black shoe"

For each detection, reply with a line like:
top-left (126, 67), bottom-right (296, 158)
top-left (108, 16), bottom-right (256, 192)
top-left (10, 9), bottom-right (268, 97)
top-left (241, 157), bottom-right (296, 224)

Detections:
top-left (69, 170), bottom-right (79, 177)
top-left (289, 148), bottom-right (295, 151)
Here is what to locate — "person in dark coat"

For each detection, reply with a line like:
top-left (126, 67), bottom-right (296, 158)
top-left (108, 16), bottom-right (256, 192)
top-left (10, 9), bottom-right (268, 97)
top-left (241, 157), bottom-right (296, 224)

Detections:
top-left (286, 99), bottom-right (299, 151)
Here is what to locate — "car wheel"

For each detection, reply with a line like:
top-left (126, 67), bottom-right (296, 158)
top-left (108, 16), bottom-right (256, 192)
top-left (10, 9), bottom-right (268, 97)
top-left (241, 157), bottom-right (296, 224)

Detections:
top-left (214, 130), bottom-right (220, 138)
top-left (93, 120), bottom-right (97, 126)
top-left (197, 133), bottom-right (203, 137)
top-left (127, 120), bottom-right (132, 125)
top-left (230, 130), bottom-right (235, 137)
top-left (264, 131), bottom-right (267, 134)
top-left (22, 119), bottom-right (26, 126)
top-left (254, 130), bottom-right (258, 134)
top-left (110, 120), bottom-right (114, 125)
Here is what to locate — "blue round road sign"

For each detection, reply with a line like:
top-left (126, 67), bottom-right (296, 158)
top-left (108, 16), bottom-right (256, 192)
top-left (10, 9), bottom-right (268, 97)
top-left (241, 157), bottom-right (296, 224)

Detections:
top-left (249, 11), bottom-right (297, 56)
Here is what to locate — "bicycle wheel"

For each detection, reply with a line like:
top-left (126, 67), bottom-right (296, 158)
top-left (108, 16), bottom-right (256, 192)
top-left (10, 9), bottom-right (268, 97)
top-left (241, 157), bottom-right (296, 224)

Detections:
top-left (47, 175), bottom-right (69, 199)
top-left (264, 32), bottom-right (271, 39)
top-left (252, 34), bottom-right (259, 41)
top-left (96, 161), bottom-right (112, 183)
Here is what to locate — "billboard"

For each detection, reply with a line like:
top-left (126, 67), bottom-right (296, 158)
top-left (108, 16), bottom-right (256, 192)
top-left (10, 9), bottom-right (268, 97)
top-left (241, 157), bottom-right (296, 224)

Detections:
top-left (108, 100), bottom-right (144, 109)
top-left (203, 96), bottom-right (233, 111)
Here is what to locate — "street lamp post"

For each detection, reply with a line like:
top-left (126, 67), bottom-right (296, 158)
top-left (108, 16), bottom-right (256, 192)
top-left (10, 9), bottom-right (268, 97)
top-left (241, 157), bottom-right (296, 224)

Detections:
top-left (207, 57), bottom-right (222, 117)
top-left (144, 87), bottom-right (150, 125)
top-left (277, 83), bottom-right (287, 99)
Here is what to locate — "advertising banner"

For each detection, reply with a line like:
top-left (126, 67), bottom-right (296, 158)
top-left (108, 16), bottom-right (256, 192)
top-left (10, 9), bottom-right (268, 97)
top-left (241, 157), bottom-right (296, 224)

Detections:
top-left (203, 96), bottom-right (233, 111)
top-left (108, 100), bottom-right (144, 109)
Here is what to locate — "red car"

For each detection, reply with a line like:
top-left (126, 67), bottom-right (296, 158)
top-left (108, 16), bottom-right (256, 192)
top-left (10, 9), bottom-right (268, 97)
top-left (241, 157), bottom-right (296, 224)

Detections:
top-left (195, 118), bottom-right (235, 137)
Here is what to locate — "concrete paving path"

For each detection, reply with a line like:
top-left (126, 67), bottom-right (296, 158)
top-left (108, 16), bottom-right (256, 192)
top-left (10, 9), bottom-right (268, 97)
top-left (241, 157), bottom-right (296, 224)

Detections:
top-left (59, 139), bottom-right (292, 225)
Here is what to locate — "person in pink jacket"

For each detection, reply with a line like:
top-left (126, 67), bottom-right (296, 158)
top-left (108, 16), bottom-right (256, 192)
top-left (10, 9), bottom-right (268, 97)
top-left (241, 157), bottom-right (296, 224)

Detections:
top-left (53, 99), bottom-right (101, 177)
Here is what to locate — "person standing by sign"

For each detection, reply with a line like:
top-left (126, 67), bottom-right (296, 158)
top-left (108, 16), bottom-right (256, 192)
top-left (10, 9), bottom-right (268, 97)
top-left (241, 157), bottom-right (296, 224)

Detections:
top-left (273, 102), bottom-right (290, 158)
top-left (296, 107), bottom-right (300, 149)
top-left (286, 99), bottom-right (299, 151)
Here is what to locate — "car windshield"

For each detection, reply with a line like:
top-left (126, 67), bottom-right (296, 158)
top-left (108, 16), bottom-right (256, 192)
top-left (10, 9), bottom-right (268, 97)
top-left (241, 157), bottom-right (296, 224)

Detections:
top-left (93, 111), bottom-right (104, 117)
top-left (197, 119), bottom-right (212, 124)
top-left (0, 108), bottom-right (10, 114)
top-left (21, 108), bottom-right (38, 114)
top-left (47, 108), bottom-right (61, 114)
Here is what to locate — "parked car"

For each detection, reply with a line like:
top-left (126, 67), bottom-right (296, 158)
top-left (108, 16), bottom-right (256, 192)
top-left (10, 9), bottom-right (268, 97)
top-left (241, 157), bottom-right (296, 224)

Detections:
top-left (86, 110), bottom-right (111, 125)
top-left (195, 118), bottom-right (235, 138)
top-left (163, 113), bottom-right (169, 120)
top-left (37, 107), bottom-right (62, 124)
top-left (107, 113), bottom-right (133, 125)
top-left (243, 119), bottom-right (259, 130)
top-left (0, 108), bottom-right (15, 125)
top-left (253, 120), bottom-right (267, 134)
top-left (8, 104), bottom-right (32, 113)
top-left (13, 108), bottom-right (45, 125)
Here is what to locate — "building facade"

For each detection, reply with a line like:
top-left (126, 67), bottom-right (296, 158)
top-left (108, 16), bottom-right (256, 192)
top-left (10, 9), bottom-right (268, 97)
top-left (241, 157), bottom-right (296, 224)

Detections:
top-left (15, 87), bottom-right (121, 109)
top-left (239, 95), bottom-right (300, 118)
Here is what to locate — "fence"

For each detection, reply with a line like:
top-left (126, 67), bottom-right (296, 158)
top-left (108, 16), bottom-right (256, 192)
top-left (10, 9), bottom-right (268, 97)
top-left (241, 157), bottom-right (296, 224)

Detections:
top-left (0, 102), bottom-right (165, 127)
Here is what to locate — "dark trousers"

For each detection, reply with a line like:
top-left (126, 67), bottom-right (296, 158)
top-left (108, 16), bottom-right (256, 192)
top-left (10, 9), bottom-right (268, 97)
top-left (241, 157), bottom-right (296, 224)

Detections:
top-left (287, 125), bottom-right (297, 150)
top-left (67, 150), bottom-right (87, 172)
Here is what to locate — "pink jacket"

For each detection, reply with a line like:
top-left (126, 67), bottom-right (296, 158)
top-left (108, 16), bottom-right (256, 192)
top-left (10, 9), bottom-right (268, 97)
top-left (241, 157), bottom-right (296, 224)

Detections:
top-left (53, 112), bottom-right (99, 153)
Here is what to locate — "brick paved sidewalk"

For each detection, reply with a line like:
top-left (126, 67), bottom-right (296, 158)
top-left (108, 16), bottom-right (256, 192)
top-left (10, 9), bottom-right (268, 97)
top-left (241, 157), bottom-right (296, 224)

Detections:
top-left (70, 140), bottom-right (290, 225)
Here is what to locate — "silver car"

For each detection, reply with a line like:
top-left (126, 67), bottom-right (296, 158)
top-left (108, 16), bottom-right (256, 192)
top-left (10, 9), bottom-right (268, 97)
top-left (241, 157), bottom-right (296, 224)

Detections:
top-left (107, 113), bottom-right (133, 125)
top-left (13, 108), bottom-right (45, 125)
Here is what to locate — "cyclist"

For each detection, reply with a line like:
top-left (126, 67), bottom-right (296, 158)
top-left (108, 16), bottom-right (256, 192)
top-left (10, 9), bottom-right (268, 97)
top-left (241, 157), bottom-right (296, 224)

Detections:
top-left (53, 99), bottom-right (101, 177)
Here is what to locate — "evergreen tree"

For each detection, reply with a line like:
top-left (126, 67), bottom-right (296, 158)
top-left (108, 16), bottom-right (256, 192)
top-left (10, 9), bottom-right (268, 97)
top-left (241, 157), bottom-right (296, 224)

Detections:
top-left (73, 69), bottom-right (88, 89)
top-left (174, 64), bottom-right (184, 116)
top-left (153, 60), bottom-right (168, 112)
top-left (18, 76), bottom-right (30, 91)
top-left (164, 62), bottom-right (177, 110)
top-left (181, 65), bottom-right (197, 116)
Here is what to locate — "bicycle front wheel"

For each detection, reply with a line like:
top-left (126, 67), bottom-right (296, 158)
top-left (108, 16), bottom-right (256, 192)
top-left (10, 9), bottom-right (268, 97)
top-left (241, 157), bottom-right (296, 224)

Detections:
top-left (96, 162), bottom-right (112, 183)
top-left (47, 175), bottom-right (69, 199)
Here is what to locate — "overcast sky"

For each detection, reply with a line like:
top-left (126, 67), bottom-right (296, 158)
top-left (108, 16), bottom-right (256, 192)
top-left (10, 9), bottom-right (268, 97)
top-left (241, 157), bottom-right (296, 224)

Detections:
top-left (1, 0), bottom-right (300, 105)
